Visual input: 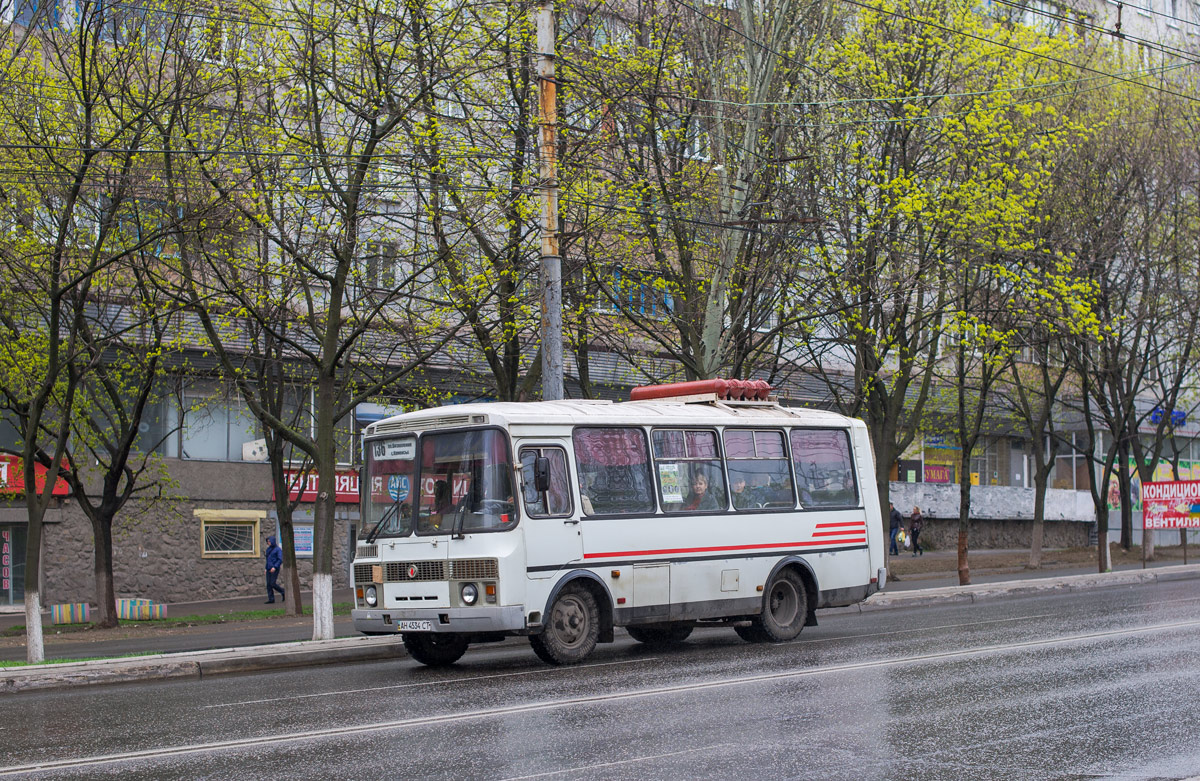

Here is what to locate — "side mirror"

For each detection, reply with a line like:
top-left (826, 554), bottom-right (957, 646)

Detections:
top-left (534, 456), bottom-right (551, 493)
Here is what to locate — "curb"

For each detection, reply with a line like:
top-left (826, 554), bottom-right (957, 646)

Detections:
top-left (0, 635), bottom-right (406, 694)
top-left (826, 563), bottom-right (1200, 613)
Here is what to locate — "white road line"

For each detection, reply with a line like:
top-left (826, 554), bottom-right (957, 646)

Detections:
top-left (806, 612), bottom-right (1059, 643)
top-left (497, 743), bottom-right (738, 780)
top-left (4, 618), bottom-right (1199, 776)
top-left (203, 656), bottom-right (661, 708)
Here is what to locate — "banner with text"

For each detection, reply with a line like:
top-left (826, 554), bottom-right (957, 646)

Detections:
top-left (1141, 480), bottom-right (1200, 529)
top-left (273, 469), bottom-right (361, 504)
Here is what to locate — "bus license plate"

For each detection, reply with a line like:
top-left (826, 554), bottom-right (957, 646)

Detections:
top-left (398, 620), bottom-right (432, 632)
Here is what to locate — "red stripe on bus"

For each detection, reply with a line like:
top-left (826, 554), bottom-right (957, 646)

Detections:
top-left (814, 521), bottom-right (866, 529)
top-left (582, 538), bottom-right (867, 559)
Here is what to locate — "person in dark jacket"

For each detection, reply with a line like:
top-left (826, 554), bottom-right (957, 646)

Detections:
top-left (264, 536), bottom-right (285, 604)
top-left (889, 502), bottom-right (903, 555)
top-left (909, 506), bottom-right (924, 556)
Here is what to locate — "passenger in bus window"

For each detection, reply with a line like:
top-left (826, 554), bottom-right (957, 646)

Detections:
top-left (731, 476), bottom-right (756, 509)
top-left (683, 472), bottom-right (719, 512)
top-left (428, 480), bottom-right (454, 528)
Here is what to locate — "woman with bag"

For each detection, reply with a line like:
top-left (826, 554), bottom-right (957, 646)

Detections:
top-left (909, 506), bottom-right (924, 556)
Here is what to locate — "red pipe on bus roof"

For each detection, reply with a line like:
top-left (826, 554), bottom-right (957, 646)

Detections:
top-left (628, 378), bottom-right (773, 402)
top-left (629, 379), bottom-right (728, 401)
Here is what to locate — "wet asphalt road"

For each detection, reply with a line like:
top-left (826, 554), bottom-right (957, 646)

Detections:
top-left (3, 580), bottom-right (1200, 780)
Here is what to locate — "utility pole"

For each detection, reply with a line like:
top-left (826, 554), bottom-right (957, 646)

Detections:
top-left (536, 0), bottom-right (563, 400)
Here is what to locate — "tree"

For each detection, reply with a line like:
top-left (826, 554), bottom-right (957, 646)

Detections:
top-left (170, 0), bottom-right (487, 639)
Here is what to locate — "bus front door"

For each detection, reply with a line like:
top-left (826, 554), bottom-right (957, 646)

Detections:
top-left (519, 444), bottom-right (583, 579)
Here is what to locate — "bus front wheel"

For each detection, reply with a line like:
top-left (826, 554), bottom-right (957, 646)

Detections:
top-left (403, 633), bottom-right (469, 667)
top-left (747, 569), bottom-right (808, 643)
top-left (530, 585), bottom-right (599, 665)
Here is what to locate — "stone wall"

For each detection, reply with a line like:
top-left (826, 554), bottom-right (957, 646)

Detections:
top-left (902, 517), bottom-right (1093, 552)
top-left (886, 482), bottom-right (1096, 551)
top-left (28, 459), bottom-right (356, 606)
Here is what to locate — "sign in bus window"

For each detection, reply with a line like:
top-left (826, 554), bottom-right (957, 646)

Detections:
top-left (724, 429), bottom-right (795, 510)
top-left (790, 429), bottom-right (858, 507)
top-left (652, 429), bottom-right (727, 513)
top-left (572, 427), bottom-right (655, 516)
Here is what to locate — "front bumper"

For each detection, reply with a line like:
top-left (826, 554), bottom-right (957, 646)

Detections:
top-left (352, 605), bottom-right (526, 635)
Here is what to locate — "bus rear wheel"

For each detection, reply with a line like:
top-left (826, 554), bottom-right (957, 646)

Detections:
top-left (627, 622), bottom-right (694, 646)
top-left (748, 569), bottom-right (808, 642)
top-left (530, 585), bottom-right (599, 665)
top-left (403, 633), bottom-right (469, 667)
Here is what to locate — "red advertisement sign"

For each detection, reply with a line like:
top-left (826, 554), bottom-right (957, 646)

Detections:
top-left (0, 455), bottom-right (70, 497)
top-left (923, 464), bottom-right (952, 484)
top-left (274, 469), bottom-right (361, 504)
top-left (1141, 480), bottom-right (1200, 529)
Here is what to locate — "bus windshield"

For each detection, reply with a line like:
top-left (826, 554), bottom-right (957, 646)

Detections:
top-left (362, 429), bottom-right (517, 540)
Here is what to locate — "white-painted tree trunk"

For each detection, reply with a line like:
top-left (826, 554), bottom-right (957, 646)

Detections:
top-left (311, 572), bottom-right (334, 641)
top-left (25, 590), bottom-right (44, 664)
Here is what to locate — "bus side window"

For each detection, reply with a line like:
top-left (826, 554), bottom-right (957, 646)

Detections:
top-left (652, 429), bottom-right (727, 513)
top-left (520, 448), bottom-right (572, 517)
top-left (724, 429), bottom-right (795, 510)
top-left (790, 429), bottom-right (858, 507)
top-left (572, 427), bottom-right (655, 516)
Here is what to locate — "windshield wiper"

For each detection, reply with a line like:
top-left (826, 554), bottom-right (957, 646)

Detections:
top-left (365, 500), bottom-right (401, 544)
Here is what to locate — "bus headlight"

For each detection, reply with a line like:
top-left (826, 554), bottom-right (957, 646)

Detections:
top-left (365, 585), bottom-right (378, 607)
top-left (461, 583), bottom-right (479, 606)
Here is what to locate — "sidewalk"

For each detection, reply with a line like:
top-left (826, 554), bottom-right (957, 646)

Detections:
top-left (3, 556), bottom-right (1198, 694)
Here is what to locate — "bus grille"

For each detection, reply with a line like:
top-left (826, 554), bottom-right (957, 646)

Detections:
top-left (450, 559), bottom-right (499, 580)
top-left (385, 561), bottom-right (448, 581)
top-left (356, 545), bottom-right (378, 559)
top-left (356, 558), bottom-right (499, 583)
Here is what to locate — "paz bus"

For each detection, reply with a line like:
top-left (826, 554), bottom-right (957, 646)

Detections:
top-left (351, 379), bottom-right (887, 666)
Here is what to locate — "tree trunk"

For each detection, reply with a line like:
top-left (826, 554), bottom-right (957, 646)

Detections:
top-left (957, 477), bottom-right (971, 585)
top-left (23, 501), bottom-right (44, 663)
top-left (1096, 504), bottom-right (1111, 572)
top-left (278, 514), bottom-right (304, 617)
top-left (311, 373), bottom-right (338, 641)
top-left (92, 515), bottom-right (118, 628)
top-left (1028, 480), bottom-right (1045, 570)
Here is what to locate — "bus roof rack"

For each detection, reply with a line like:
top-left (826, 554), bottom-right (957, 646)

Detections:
top-left (628, 379), bottom-right (775, 404)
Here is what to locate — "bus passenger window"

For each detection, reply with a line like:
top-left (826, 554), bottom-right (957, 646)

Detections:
top-left (724, 429), bottom-right (795, 510)
top-left (652, 429), bottom-right (726, 513)
top-left (572, 428), bottom-right (655, 516)
top-left (520, 448), bottom-right (572, 517)
top-left (790, 429), bottom-right (858, 507)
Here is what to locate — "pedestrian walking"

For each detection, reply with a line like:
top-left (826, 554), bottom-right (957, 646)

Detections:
top-left (909, 506), bottom-right (924, 556)
top-left (889, 502), bottom-right (903, 556)
top-left (264, 536), bottom-right (285, 604)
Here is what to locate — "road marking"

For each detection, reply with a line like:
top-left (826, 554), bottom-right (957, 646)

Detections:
top-left (806, 612), bottom-right (1059, 643)
top-left (4, 618), bottom-right (1200, 776)
top-left (202, 656), bottom-right (661, 708)
top-left (497, 743), bottom-right (737, 780)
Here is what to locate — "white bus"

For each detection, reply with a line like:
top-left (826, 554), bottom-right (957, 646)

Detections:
top-left (352, 380), bottom-right (887, 667)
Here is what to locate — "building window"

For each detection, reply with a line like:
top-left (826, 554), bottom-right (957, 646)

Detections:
top-left (197, 509), bottom-right (263, 558)
top-left (605, 267), bottom-right (675, 318)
